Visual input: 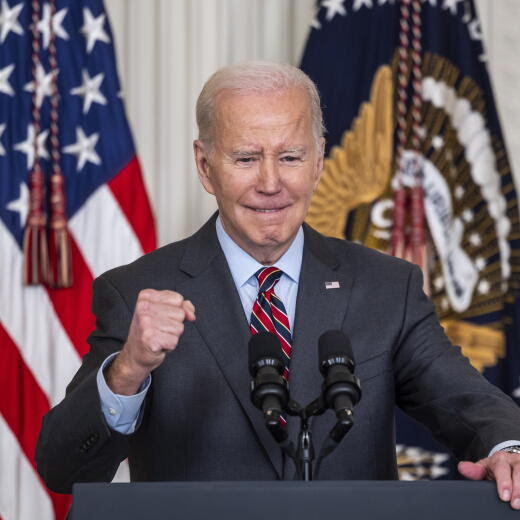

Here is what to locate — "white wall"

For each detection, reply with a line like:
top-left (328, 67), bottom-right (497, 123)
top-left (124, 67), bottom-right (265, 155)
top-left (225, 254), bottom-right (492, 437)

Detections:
top-left (104, 0), bottom-right (520, 246)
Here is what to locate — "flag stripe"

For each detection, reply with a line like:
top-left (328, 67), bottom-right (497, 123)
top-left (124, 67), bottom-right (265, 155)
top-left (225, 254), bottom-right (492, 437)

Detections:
top-left (108, 156), bottom-right (156, 254)
top-left (0, 414), bottom-right (54, 520)
top-left (45, 236), bottom-right (95, 358)
top-left (0, 324), bottom-right (71, 520)
top-left (69, 184), bottom-right (144, 279)
top-left (0, 219), bottom-right (81, 406)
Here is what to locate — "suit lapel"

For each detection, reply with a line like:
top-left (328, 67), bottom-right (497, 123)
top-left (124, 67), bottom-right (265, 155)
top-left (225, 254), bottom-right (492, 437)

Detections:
top-left (176, 218), bottom-right (355, 480)
top-left (287, 225), bottom-right (355, 441)
top-left (176, 216), bottom-right (283, 478)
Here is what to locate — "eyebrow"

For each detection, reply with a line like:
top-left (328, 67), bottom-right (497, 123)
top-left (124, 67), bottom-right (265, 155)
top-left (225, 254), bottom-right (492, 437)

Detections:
top-left (230, 147), bottom-right (307, 157)
top-left (280, 147), bottom-right (306, 155)
top-left (230, 149), bottom-right (261, 157)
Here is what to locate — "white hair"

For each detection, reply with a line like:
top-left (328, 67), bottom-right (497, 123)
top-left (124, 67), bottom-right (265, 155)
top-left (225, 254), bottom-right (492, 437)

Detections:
top-left (196, 61), bottom-right (325, 152)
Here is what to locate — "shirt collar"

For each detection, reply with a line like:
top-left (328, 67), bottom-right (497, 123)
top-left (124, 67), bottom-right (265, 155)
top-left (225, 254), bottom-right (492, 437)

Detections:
top-left (215, 215), bottom-right (304, 288)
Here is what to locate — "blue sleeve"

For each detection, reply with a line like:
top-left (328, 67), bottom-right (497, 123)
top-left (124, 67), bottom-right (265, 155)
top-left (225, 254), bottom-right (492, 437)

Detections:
top-left (96, 352), bottom-right (151, 434)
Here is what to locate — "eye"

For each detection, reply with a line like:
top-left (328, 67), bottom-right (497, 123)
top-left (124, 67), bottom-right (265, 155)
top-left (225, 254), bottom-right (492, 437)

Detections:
top-left (281, 155), bottom-right (301, 163)
top-left (236, 157), bottom-right (256, 164)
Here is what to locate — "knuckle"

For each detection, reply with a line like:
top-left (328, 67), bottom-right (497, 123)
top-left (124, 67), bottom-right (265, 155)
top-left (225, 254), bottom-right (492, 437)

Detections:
top-left (135, 300), bottom-right (149, 314)
top-left (137, 313), bottom-right (152, 329)
top-left (171, 307), bottom-right (185, 321)
top-left (138, 288), bottom-right (155, 299)
top-left (141, 328), bottom-right (155, 345)
top-left (167, 291), bottom-right (183, 306)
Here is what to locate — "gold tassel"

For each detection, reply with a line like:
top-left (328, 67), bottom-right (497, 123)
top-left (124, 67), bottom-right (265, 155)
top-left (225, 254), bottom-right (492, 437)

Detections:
top-left (48, 174), bottom-right (73, 288)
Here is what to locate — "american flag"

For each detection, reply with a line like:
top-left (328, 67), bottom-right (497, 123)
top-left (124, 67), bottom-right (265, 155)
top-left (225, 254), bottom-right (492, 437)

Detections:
top-left (0, 1), bottom-right (156, 518)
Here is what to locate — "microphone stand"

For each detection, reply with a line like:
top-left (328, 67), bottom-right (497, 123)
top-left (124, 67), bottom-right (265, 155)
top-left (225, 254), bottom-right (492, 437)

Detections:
top-left (285, 398), bottom-right (327, 481)
top-left (266, 396), bottom-right (355, 481)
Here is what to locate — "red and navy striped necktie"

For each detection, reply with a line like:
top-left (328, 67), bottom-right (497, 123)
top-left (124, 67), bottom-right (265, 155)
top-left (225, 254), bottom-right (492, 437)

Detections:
top-left (249, 266), bottom-right (292, 382)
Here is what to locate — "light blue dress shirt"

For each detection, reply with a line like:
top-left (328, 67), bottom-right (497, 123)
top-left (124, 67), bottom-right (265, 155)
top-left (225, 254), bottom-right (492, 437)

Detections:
top-left (96, 216), bottom-right (303, 434)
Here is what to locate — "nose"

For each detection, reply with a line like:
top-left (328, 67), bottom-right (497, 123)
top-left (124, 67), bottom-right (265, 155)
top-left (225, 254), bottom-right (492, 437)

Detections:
top-left (256, 157), bottom-right (282, 194)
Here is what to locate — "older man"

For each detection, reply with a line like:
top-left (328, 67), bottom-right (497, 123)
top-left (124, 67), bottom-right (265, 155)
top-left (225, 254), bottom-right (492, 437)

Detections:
top-left (36, 62), bottom-right (520, 507)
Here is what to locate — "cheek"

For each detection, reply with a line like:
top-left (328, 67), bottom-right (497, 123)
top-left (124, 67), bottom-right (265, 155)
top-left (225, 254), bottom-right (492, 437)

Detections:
top-left (287, 177), bottom-right (318, 202)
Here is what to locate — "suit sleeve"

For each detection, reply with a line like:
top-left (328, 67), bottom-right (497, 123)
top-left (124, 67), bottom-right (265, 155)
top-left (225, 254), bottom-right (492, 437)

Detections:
top-left (35, 275), bottom-right (139, 494)
top-left (393, 265), bottom-right (520, 462)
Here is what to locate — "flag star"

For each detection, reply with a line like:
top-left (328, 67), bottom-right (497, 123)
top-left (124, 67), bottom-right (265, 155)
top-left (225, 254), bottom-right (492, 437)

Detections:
top-left (310, 6), bottom-right (322, 30)
top-left (71, 70), bottom-right (107, 114)
top-left (6, 182), bottom-right (29, 227)
top-left (14, 124), bottom-right (49, 169)
top-left (0, 123), bottom-right (5, 155)
top-left (475, 256), bottom-right (486, 271)
top-left (63, 127), bottom-right (101, 171)
top-left (81, 7), bottom-right (110, 53)
top-left (310, 17), bottom-right (321, 30)
top-left (468, 19), bottom-right (482, 41)
top-left (442, 0), bottom-right (462, 15)
top-left (0, 63), bottom-right (14, 96)
top-left (353, 0), bottom-right (373, 10)
top-left (24, 63), bottom-right (58, 108)
top-left (468, 232), bottom-right (481, 247)
top-left (477, 279), bottom-right (490, 295)
top-left (454, 185), bottom-right (464, 200)
top-left (321, 0), bottom-right (347, 21)
top-left (0, 0), bottom-right (24, 43)
top-left (462, 208), bottom-right (473, 223)
top-left (461, 1), bottom-right (472, 22)
top-left (432, 135), bottom-right (444, 149)
top-left (36, 4), bottom-right (69, 49)
top-left (433, 276), bottom-right (444, 291)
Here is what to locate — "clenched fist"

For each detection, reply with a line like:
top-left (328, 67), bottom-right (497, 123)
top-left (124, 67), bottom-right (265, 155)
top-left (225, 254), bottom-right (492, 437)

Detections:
top-left (106, 289), bottom-right (196, 395)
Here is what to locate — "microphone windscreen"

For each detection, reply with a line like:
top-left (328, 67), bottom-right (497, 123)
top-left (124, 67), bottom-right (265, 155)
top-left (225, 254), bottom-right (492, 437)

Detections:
top-left (318, 330), bottom-right (355, 365)
top-left (248, 332), bottom-right (283, 374)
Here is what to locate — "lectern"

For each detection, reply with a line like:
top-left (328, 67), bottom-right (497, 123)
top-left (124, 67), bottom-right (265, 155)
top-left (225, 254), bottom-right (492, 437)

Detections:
top-left (70, 480), bottom-right (516, 519)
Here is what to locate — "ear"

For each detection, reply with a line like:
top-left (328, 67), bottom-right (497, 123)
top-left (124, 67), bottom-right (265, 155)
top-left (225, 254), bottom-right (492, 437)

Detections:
top-left (313, 137), bottom-right (325, 189)
top-left (193, 140), bottom-right (216, 195)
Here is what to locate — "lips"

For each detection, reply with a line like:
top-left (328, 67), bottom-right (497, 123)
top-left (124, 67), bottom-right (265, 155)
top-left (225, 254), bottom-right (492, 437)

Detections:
top-left (245, 204), bottom-right (291, 213)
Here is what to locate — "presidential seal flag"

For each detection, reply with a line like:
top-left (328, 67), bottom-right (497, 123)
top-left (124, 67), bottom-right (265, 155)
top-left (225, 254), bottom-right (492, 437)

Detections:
top-left (302, 0), bottom-right (520, 479)
top-left (0, 0), bottom-right (156, 518)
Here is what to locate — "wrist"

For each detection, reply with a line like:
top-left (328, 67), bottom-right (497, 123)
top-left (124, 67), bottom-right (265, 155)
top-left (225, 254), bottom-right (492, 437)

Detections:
top-left (105, 351), bottom-right (150, 395)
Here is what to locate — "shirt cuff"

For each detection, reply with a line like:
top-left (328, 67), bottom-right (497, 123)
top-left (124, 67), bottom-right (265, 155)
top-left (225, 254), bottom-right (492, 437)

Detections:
top-left (96, 352), bottom-right (151, 435)
top-left (488, 440), bottom-right (520, 457)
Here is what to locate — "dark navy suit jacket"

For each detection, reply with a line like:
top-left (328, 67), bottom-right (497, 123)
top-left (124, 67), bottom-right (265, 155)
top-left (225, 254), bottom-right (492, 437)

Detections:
top-left (36, 214), bottom-right (520, 493)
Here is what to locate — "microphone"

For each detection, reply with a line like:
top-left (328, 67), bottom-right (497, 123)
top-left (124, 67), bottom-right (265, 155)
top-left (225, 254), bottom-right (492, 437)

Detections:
top-left (318, 330), bottom-right (361, 420)
top-left (248, 332), bottom-right (289, 441)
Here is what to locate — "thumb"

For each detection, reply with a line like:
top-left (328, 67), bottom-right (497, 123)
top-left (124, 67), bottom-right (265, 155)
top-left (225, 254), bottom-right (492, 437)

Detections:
top-left (182, 300), bottom-right (196, 321)
top-left (457, 460), bottom-right (487, 480)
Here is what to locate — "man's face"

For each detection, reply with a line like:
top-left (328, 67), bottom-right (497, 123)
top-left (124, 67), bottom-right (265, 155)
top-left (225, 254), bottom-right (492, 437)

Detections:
top-left (194, 87), bottom-right (324, 264)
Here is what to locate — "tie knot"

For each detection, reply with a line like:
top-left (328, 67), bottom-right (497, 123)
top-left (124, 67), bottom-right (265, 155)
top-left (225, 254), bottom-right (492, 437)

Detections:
top-left (255, 266), bottom-right (283, 294)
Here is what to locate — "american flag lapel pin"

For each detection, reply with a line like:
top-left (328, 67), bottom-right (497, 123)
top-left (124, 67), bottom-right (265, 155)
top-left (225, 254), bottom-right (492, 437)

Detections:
top-left (325, 281), bottom-right (340, 289)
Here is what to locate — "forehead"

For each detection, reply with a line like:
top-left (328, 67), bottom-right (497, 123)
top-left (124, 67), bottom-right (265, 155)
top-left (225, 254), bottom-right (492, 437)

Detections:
top-left (212, 87), bottom-right (314, 148)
